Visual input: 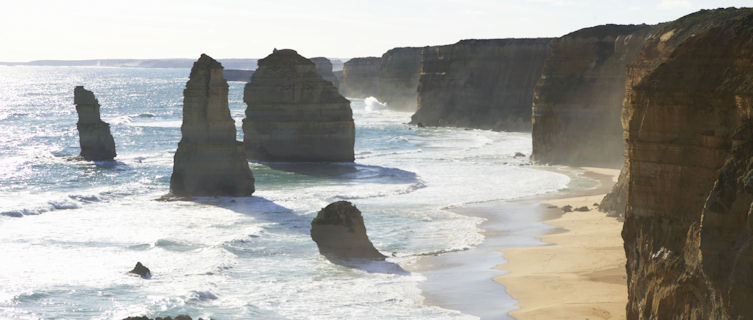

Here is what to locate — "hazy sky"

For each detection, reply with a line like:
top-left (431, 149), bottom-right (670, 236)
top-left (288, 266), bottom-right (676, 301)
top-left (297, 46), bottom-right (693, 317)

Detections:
top-left (1, 0), bottom-right (749, 61)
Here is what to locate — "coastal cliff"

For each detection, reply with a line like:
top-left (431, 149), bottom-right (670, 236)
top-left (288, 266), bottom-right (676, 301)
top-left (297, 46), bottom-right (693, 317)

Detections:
top-left (74, 86), bottom-right (116, 161)
top-left (410, 39), bottom-right (551, 131)
top-left (377, 47), bottom-right (422, 111)
top-left (242, 49), bottom-right (355, 162)
top-left (622, 9), bottom-right (753, 319)
top-left (531, 24), bottom-right (655, 166)
top-left (310, 57), bottom-right (339, 88)
top-left (339, 57), bottom-right (380, 98)
top-left (169, 54), bottom-right (255, 196)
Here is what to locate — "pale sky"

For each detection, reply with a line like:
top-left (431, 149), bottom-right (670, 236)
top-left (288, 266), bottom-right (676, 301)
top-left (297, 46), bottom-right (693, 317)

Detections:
top-left (0, 0), bottom-right (749, 62)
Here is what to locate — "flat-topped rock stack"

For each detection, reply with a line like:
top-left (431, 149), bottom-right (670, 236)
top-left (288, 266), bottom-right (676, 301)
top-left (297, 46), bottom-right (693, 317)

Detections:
top-left (242, 49), bottom-right (355, 162)
top-left (169, 54), bottom-right (254, 196)
top-left (310, 57), bottom-right (339, 88)
top-left (74, 86), bottom-right (117, 161)
top-left (339, 57), bottom-right (381, 98)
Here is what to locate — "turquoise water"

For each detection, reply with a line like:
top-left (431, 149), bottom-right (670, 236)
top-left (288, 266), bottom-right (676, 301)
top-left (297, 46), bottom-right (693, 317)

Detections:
top-left (0, 66), bottom-right (570, 319)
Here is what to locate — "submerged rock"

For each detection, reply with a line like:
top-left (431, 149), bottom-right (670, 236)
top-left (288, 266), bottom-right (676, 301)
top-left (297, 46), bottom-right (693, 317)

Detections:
top-left (129, 262), bottom-right (151, 279)
top-left (242, 49), bottom-right (355, 162)
top-left (169, 54), bottom-right (255, 196)
top-left (339, 57), bottom-right (381, 98)
top-left (74, 86), bottom-right (116, 161)
top-left (310, 57), bottom-right (339, 88)
top-left (310, 201), bottom-right (386, 260)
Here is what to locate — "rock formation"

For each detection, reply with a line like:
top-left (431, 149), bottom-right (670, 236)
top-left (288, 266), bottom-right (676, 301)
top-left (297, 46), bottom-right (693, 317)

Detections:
top-left (621, 8), bottom-right (753, 319)
top-left (339, 57), bottom-right (381, 98)
top-left (74, 86), bottom-right (116, 161)
top-left (129, 262), bottom-right (151, 279)
top-left (531, 24), bottom-right (655, 167)
top-left (310, 57), bottom-right (339, 88)
top-left (242, 49), bottom-right (355, 162)
top-left (222, 69), bottom-right (254, 82)
top-left (310, 201), bottom-right (386, 260)
top-left (376, 47), bottom-right (423, 111)
top-left (410, 39), bottom-right (551, 131)
top-left (169, 54), bottom-right (255, 196)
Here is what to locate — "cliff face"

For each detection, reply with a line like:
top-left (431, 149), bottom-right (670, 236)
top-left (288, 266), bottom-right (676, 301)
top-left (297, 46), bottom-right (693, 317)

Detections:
top-left (410, 39), bottom-right (551, 131)
top-left (339, 57), bottom-right (381, 98)
top-left (74, 86), bottom-right (116, 161)
top-left (170, 54), bottom-right (255, 196)
top-left (622, 9), bottom-right (753, 319)
top-left (531, 24), bottom-right (655, 167)
top-left (243, 49), bottom-right (355, 162)
top-left (310, 57), bottom-right (339, 88)
top-left (376, 47), bottom-right (422, 111)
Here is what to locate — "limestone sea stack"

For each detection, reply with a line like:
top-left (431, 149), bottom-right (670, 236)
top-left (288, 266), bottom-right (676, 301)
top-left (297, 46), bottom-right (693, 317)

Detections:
top-left (339, 57), bottom-right (381, 98)
top-left (169, 54), bottom-right (254, 196)
top-left (599, 8), bottom-right (751, 216)
top-left (376, 47), bottom-right (423, 111)
top-left (621, 9), bottom-right (753, 318)
top-left (310, 201), bottom-right (386, 260)
top-left (73, 86), bottom-right (116, 161)
top-left (410, 39), bottom-right (552, 131)
top-left (242, 49), bottom-right (355, 162)
top-left (531, 24), bottom-right (655, 167)
top-left (310, 57), bottom-right (339, 88)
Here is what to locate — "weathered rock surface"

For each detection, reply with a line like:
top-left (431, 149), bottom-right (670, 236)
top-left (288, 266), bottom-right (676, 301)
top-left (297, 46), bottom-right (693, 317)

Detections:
top-left (310, 57), bottom-right (339, 88)
top-left (339, 57), bottom-right (381, 98)
top-left (242, 49), bottom-right (355, 162)
top-left (310, 201), bottom-right (386, 260)
top-left (128, 262), bottom-right (151, 279)
top-left (376, 47), bottom-right (423, 111)
top-left (622, 8), bottom-right (753, 319)
top-left (222, 69), bottom-right (254, 82)
top-left (410, 39), bottom-right (551, 131)
top-left (74, 86), bottom-right (116, 161)
top-left (169, 54), bottom-right (255, 196)
top-left (531, 24), bottom-right (655, 166)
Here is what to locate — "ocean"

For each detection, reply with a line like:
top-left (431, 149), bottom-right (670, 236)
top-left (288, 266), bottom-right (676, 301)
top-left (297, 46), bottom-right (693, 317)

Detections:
top-left (0, 66), bottom-right (571, 319)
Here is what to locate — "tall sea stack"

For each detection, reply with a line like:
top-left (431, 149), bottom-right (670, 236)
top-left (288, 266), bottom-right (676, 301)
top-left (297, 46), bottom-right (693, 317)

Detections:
top-left (169, 54), bottom-right (254, 196)
top-left (242, 49), bottom-right (355, 162)
top-left (621, 9), bottom-right (753, 318)
top-left (74, 86), bottom-right (116, 161)
top-left (531, 24), bottom-right (655, 167)
top-left (339, 57), bottom-right (381, 98)
top-left (410, 39), bottom-right (552, 131)
top-left (376, 47), bottom-right (423, 111)
top-left (310, 57), bottom-right (339, 88)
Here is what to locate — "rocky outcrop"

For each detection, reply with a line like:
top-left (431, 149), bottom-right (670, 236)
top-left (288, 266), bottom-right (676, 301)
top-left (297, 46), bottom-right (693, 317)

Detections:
top-left (310, 57), bottom-right (339, 88)
top-left (410, 39), bottom-right (551, 131)
top-left (129, 262), bottom-right (151, 279)
top-left (310, 201), bottom-right (385, 260)
top-left (74, 86), bottom-right (116, 161)
top-left (242, 49), bottom-right (355, 162)
top-left (621, 9), bottom-right (753, 319)
top-left (376, 47), bottom-right (423, 111)
top-left (169, 54), bottom-right (255, 196)
top-left (531, 24), bottom-right (655, 167)
top-left (339, 57), bottom-right (381, 98)
top-left (222, 69), bottom-right (254, 82)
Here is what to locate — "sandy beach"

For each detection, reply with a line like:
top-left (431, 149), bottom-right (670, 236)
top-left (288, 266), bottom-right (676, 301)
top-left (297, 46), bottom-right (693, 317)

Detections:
top-left (495, 167), bottom-right (626, 320)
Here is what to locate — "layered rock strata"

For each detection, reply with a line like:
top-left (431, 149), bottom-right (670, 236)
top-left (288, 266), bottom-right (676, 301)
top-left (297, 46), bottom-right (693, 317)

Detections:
top-left (622, 9), bottom-right (753, 319)
top-left (169, 54), bottom-right (255, 196)
top-left (310, 201), bottom-right (386, 260)
top-left (310, 57), bottom-right (339, 88)
top-left (243, 49), bottom-right (355, 162)
top-left (531, 24), bottom-right (655, 166)
top-left (339, 57), bottom-right (381, 98)
top-left (376, 47), bottom-right (423, 111)
top-left (410, 39), bottom-right (552, 131)
top-left (74, 86), bottom-right (116, 161)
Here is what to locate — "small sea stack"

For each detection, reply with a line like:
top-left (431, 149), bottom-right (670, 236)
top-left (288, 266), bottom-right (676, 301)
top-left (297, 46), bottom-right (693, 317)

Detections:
top-left (128, 262), bottom-right (151, 279)
top-left (74, 86), bottom-right (116, 161)
top-left (169, 54), bottom-right (255, 197)
top-left (310, 201), bottom-right (386, 260)
top-left (242, 49), bottom-right (355, 162)
top-left (339, 57), bottom-right (381, 98)
top-left (310, 57), bottom-right (339, 88)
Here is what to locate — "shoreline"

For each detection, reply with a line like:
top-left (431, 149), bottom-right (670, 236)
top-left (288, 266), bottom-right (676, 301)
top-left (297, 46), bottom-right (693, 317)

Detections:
top-left (404, 166), bottom-right (623, 319)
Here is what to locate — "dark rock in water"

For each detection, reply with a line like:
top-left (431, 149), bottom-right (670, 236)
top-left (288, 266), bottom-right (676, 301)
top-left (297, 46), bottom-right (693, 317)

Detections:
top-left (74, 86), bottom-right (116, 161)
top-left (514, 152), bottom-right (526, 158)
top-left (310, 201), bottom-right (386, 260)
top-left (310, 57), bottom-right (339, 88)
top-left (339, 57), bottom-right (381, 98)
top-left (561, 205), bottom-right (573, 213)
top-left (243, 49), bottom-right (355, 162)
top-left (129, 262), bottom-right (151, 279)
top-left (123, 315), bottom-right (199, 320)
top-left (416, 122), bottom-right (424, 128)
top-left (574, 206), bottom-right (589, 212)
top-left (169, 54), bottom-right (255, 197)
top-left (222, 69), bottom-right (254, 82)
